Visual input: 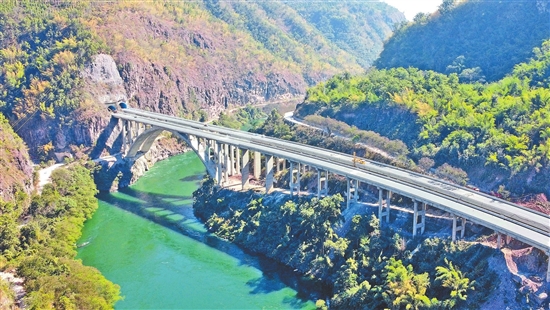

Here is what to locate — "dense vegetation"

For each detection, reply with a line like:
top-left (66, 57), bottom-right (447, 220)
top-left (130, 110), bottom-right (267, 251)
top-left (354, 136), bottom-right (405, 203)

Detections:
top-left (295, 41), bottom-right (550, 196)
top-left (277, 1), bottom-right (403, 68)
top-left (0, 0), bottom-right (402, 160)
top-left (203, 0), bottom-right (403, 72)
top-left (194, 179), bottom-right (496, 309)
top-left (0, 164), bottom-right (120, 308)
top-left (213, 105), bottom-right (267, 130)
top-left (376, 0), bottom-right (550, 82)
top-left (0, 1), bottom-right (108, 159)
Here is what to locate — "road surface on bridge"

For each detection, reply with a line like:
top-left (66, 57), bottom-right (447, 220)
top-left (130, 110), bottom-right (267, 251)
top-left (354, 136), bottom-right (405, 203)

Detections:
top-left (112, 108), bottom-right (550, 255)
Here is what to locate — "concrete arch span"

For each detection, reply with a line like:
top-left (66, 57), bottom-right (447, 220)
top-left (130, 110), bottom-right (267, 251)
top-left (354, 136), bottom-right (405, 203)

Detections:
top-left (126, 127), bottom-right (217, 179)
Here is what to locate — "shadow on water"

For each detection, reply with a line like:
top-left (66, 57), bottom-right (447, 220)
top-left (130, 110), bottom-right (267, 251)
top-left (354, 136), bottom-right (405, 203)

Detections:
top-left (97, 180), bottom-right (329, 305)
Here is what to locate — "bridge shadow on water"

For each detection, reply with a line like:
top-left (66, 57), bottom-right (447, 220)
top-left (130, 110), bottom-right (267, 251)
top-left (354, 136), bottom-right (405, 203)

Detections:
top-left (96, 179), bottom-right (327, 306)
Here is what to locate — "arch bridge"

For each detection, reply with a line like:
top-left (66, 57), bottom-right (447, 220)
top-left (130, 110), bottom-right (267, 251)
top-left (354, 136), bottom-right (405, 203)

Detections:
top-left (111, 107), bottom-right (550, 281)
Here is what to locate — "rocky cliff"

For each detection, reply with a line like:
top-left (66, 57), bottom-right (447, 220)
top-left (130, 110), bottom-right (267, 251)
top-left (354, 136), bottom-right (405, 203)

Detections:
top-left (0, 115), bottom-right (33, 202)
top-left (95, 8), bottom-right (309, 119)
top-left (0, 1), bottom-right (402, 163)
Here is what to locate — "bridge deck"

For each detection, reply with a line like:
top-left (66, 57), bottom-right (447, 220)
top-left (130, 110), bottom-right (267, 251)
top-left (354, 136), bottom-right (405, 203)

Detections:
top-left (113, 109), bottom-right (550, 255)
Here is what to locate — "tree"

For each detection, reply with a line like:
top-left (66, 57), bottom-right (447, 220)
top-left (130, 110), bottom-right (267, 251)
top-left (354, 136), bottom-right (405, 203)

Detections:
top-left (418, 157), bottom-right (435, 172)
top-left (459, 67), bottom-right (485, 83)
top-left (383, 257), bottom-right (434, 310)
top-left (446, 56), bottom-right (465, 74)
top-left (438, 0), bottom-right (457, 15)
top-left (435, 258), bottom-right (475, 308)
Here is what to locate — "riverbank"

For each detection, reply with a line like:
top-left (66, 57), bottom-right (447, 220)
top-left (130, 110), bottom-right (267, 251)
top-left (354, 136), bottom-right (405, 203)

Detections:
top-left (78, 152), bottom-right (317, 309)
top-left (193, 175), bottom-right (549, 309)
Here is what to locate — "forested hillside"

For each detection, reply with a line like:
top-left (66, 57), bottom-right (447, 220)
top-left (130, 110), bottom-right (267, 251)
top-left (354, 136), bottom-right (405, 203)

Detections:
top-left (296, 40), bottom-right (550, 196)
top-left (0, 0), bottom-right (402, 160)
top-left (194, 181), bottom-right (495, 309)
top-left (0, 164), bottom-right (121, 308)
top-left (375, 0), bottom-right (550, 82)
top-left (270, 1), bottom-right (402, 67)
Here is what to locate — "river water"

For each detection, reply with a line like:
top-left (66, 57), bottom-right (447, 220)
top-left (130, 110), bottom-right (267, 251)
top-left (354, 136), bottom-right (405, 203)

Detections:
top-left (77, 152), bottom-right (317, 309)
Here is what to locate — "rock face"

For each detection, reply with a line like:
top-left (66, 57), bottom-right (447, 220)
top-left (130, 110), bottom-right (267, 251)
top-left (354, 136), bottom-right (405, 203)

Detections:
top-left (0, 115), bottom-right (34, 202)
top-left (92, 9), bottom-right (312, 119)
top-left (81, 54), bottom-right (128, 105)
top-left (116, 50), bottom-right (305, 119)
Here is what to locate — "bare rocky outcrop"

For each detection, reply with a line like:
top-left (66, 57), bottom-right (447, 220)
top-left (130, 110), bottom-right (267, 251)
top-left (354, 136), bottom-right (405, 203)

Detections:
top-left (0, 272), bottom-right (25, 309)
top-left (13, 54), bottom-right (127, 162)
top-left (116, 51), bottom-right (305, 119)
top-left (81, 54), bottom-right (128, 105)
top-left (0, 117), bottom-right (34, 201)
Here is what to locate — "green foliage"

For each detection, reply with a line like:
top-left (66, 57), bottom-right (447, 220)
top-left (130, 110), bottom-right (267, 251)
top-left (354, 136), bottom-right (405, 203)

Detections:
top-left (193, 180), bottom-right (497, 309)
top-left (0, 277), bottom-right (15, 307)
top-left (0, 2), bottom-right (107, 158)
top-left (303, 114), bottom-right (409, 158)
top-left (376, 0), bottom-right (550, 82)
top-left (213, 112), bottom-right (241, 129)
top-left (383, 257), bottom-right (434, 310)
top-left (254, 109), bottom-right (417, 172)
top-left (284, 1), bottom-right (404, 67)
top-left (298, 42), bottom-right (550, 194)
top-left (213, 105), bottom-right (267, 130)
top-left (254, 109), bottom-right (292, 139)
top-left (203, 0), bottom-right (403, 73)
top-left (435, 258), bottom-right (475, 308)
top-left (434, 164), bottom-right (468, 186)
top-left (0, 164), bottom-right (120, 308)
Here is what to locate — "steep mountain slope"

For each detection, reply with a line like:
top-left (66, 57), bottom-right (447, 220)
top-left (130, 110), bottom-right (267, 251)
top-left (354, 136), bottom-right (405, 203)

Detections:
top-left (286, 1), bottom-right (403, 67)
top-left (0, 1), bottom-right (402, 160)
top-left (0, 114), bottom-right (33, 202)
top-left (375, 0), bottom-right (550, 82)
top-left (296, 41), bottom-right (550, 196)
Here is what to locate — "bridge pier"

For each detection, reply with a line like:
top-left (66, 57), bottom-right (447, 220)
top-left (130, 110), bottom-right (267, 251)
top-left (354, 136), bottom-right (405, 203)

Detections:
top-left (202, 138), bottom-right (210, 163)
top-left (120, 119), bottom-right (146, 156)
top-left (235, 147), bottom-right (240, 174)
top-left (253, 151), bottom-right (261, 179)
top-left (289, 162), bottom-right (301, 196)
top-left (346, 178), bottom-right (359, 208)
top-left (378, 188), bottom-right (391, 223)
top-left (317, 170), bottom-right (328, 199)
top-left (412, 200), bottom-right (426, 237)
top-left (241, 150), bottom-right (250, 190)
top-left (265, 155), bottom-right (274, 193)
top-left (216, 142), bottom-right (223, 185)
top-left (275, 158), bottom-right (281, 173)
top-left (452, 215), bottom-right (466, 241)
top-left (229, 145), bottom-right (236, 176)
top-left (223, 144), bottom-right (230, 184)
top-left (547, 255), bottom-right (550, 282)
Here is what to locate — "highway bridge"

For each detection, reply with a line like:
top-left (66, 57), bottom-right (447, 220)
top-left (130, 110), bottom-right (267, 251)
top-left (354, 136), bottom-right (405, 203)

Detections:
top-left (111, 107), bottom-right (550, 281)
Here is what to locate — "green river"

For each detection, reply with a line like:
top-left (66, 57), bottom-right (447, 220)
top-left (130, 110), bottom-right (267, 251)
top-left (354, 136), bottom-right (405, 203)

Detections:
top-left (77, 152), bottom-right (317, 309)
